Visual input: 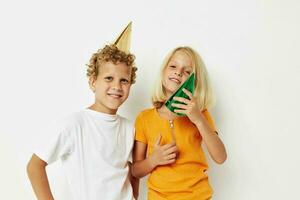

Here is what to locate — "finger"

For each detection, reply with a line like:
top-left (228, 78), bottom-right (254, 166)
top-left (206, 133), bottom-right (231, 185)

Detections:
top-left (174, 109), bottom-right (187, 115)
top-left (161, 159), bottom-right (176, 165)
top-left (182, 88), bottom-right (193, 99)
top-left (164, 153), bottom-right (177, 160)
top-left (155, 134), bottom-right (162, 146)
top-left (163, 143), bottom-right (177, 151)
top-left (163, 146), bottom-right (178, 155)
top-left (162, 142), bottom-right (176, 150)
top-left (173, 96), bottom-right (190, 104)
top-left (172, 103), bottom-right (188, 110)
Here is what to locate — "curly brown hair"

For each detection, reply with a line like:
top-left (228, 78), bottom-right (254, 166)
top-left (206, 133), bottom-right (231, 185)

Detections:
top-left (86, 44), bottom-right (137, 84)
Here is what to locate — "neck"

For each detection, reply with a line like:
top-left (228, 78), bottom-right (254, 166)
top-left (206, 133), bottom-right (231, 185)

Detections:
top-left (88, 103), bottom-right (117, 115)
top-left (158, 105), bottom-right (177, 120)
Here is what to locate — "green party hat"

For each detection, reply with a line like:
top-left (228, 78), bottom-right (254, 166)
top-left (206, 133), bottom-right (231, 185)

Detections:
top-left (165, 73), bottom-right (195, 116)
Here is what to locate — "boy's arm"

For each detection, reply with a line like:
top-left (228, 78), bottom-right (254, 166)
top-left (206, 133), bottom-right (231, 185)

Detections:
top-left (27, 154), bottom-right (54, 200)
top-left (128, 162), bottom-right (139, 199)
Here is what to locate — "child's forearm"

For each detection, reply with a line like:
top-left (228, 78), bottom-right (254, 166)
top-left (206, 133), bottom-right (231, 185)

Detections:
top-left (27, 154), bottom-right (54, 200)
top-left (195, 118), bottom-right (227, 164)
top-left (132, 156), bottom-right (156, 178)
top-left (130, 175), bottom-right (139, 199)
top-left (128, 162), bottom-right (139, 199)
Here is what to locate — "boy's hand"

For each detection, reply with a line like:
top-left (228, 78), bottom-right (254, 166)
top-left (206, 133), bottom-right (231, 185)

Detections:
top-left (149, 134), bottom-right (178, 168)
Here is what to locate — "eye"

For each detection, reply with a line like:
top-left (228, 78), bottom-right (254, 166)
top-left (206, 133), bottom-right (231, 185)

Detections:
top-left (169, 65), bottom-right (176, 68)
top-left (185, 70), bottom-right (191, 75)
top-left (104, 76), bottom-right (113, 81)
top-left (120, 78), bottom-right (129, 84)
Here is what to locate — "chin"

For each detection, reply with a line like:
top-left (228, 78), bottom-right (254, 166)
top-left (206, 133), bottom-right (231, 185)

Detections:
top-left (164, 82), bottom-right (180, 93)
top-left (165, 86), bottom-right (179, 94)
top-left (107, 102), bottom-right (123, 110)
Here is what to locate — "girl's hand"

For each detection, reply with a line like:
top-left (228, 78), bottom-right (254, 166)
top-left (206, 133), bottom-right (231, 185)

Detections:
top-left (172, 89), bottom-right (227, 164)
top-left (172, 88), bottom-right (203, 124)
top-left (149, 134), bottom-right (178, 168)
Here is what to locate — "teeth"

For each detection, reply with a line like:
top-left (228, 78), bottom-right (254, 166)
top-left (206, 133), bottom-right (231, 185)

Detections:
top-left (108, 94), bottom-right (122, 98)
top-left (170, 78), bottom-right (180, 84)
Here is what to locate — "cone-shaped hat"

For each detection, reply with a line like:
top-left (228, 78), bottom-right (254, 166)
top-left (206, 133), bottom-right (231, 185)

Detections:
top-left (113, 22), bottom-right (132, 54)
top-left (165, 73), bottom-right (195, 116)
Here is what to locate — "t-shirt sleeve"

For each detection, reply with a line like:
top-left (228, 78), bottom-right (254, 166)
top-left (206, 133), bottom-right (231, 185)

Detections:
top-left (202, 109), bottom-right (218, 134)
top-left (127, 125), bottom-right (135, 163)
top-left (34, 121), bottom-right (74, 165)
top-left (134, 113), bottom-right (147, 144)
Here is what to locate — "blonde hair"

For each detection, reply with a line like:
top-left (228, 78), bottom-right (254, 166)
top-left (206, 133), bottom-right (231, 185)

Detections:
top-left (151, 46), bottom-right (215, 110)
top-left (86, 44), bottom-right (137, 84)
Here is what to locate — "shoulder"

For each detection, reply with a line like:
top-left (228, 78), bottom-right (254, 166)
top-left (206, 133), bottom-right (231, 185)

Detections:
top-left (202, 109), bottom-right (209, 115)
top-left (136, 108), bottom-right (156, 119)
top-left (201, 109), bottom-right (212, 119)
top-left (118, 115), bottom-right (134, 128)
top-left (117, 116), bottom-right (135, 141)
top-left (55, 110), bottom-right (86, 132)
top-left (134, 108), bottom-right (157, 129)
top-left (201, 109), bottom-right (217, 131)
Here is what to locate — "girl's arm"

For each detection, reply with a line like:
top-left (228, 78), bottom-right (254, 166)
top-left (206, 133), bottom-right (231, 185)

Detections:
top-left (172, 89), bottom-right (227, 164)
top-left (27, 154), bottom-right (54, 200)
top-left (132, 135), bottom-right (178, 178)
top-left (131, 141), bottom-right (154, 178)
top-left (194, 115), bottom-right (227, 164)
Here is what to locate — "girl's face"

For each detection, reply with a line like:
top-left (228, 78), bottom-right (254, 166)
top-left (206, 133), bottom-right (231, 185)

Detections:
top-left (162, 50), bottom-right (193, 97)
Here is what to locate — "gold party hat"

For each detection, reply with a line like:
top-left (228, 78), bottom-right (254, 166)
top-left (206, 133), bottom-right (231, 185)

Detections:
top-left (113, 21), bottom-right (132, 54)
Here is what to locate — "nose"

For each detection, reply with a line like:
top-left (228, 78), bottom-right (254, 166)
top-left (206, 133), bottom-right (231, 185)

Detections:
top-left (174, 71), bottom-right (183, 77)
top-left (111, 80), bottom-right (122, 91)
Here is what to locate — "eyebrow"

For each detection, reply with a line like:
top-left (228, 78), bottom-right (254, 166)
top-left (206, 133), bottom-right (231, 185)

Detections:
top-left (103, 74), bottom-right (130, 79)
top-left (169, 60), bottom-right (191, 66)
top-left (169, 60), bottom-right (177, 64)
top-left (169, 61), bottom-right (192, 70)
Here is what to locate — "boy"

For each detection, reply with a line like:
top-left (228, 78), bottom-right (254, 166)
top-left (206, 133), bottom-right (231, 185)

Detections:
top-left (27, 22), bottom-right (139, 200)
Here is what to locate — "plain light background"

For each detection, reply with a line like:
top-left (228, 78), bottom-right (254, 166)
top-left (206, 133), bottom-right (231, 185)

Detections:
top-left (1, 0), bottom-right (300, 199)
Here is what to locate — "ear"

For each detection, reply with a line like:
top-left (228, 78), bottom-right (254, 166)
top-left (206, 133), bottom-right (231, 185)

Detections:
top-left (88, 76), bottom-right (96, 93)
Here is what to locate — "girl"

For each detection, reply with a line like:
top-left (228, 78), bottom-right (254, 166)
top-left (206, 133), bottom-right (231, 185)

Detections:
top-left (132, 46), bottom-right (227, 200)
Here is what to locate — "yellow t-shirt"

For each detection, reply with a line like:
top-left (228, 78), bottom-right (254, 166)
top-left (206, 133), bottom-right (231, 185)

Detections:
top-left (135, 108), bottom-right (217, 200)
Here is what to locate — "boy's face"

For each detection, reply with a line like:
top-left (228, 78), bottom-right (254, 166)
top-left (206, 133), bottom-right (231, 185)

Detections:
top-left (89, 61), bottom-right (132, 114)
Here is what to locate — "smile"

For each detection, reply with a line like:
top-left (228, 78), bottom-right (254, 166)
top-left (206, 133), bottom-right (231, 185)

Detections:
top-left (169, 77), bottom-right (181, 84)
top-left (107, 93), bottom-right (123, 98)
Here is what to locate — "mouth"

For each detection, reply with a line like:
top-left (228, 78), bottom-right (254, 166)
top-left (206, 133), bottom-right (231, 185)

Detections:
top-left (107, 93), bottom-right (123, 99)
top-left (169, 77), bottom-right (181, 84)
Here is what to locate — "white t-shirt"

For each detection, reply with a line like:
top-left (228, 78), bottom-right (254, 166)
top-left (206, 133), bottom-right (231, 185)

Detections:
top-left (34, 108), bottom-right (135, 200)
